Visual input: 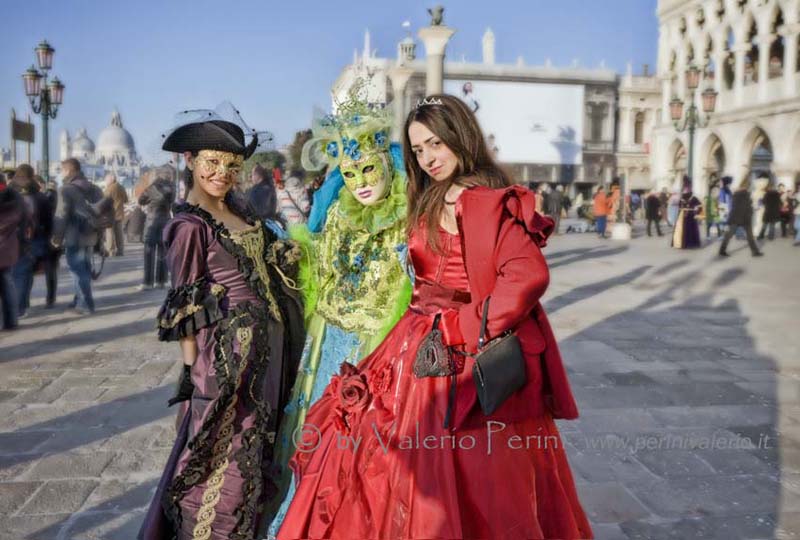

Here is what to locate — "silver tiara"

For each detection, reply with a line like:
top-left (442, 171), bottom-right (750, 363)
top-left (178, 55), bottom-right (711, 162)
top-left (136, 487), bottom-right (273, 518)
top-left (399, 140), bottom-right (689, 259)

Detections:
top-left (415, 97), bottom-right (443, 108)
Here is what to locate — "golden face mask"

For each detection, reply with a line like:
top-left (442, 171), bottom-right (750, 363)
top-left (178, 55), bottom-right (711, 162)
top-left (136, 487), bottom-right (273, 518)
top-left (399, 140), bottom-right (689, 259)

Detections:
top-left (339, 152), bottom-right (392, 206)
top-left (194, 150), bottom-right (243, 179)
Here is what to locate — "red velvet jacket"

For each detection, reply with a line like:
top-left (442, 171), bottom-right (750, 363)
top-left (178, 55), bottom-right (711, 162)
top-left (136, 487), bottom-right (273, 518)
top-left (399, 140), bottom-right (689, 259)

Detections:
top-left (439, 185), bottom-right (580, 429)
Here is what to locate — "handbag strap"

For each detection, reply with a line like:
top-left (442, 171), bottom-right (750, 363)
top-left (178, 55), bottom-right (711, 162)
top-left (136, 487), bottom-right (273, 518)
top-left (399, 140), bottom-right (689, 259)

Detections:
top-left (432, 313), bottom-right (441, 331)
top-left (478, 296), bottom-right (491, 349)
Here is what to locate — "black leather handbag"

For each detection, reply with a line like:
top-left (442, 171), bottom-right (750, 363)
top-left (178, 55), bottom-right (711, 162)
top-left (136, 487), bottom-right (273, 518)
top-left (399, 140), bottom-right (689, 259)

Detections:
top-left (472, 296), bottom-right (527, 415)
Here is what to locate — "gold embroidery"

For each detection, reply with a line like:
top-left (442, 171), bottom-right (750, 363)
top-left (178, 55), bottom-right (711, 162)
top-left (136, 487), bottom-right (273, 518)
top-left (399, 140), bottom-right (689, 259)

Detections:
top-left (191, 324), bottom-right (253, 540)
top-left (229, 226), bottom-right (282, 322)
top-left (158, 284), bottom-right (226, 330)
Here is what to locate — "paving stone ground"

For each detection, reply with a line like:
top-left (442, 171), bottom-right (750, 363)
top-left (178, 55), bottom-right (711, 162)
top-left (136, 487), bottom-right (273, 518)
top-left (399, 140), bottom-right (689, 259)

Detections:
top-left (0, 228), bottom-right (798, 540)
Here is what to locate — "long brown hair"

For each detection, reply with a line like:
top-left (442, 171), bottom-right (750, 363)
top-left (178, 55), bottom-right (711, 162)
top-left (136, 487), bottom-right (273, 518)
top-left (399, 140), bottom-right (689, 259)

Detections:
top-left (403, 93), bottom-right (511, 251)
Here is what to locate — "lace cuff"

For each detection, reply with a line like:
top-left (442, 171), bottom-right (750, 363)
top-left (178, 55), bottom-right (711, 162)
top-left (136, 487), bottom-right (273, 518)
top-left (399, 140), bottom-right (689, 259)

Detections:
top-left (157, 277), bottom-right (226, 341)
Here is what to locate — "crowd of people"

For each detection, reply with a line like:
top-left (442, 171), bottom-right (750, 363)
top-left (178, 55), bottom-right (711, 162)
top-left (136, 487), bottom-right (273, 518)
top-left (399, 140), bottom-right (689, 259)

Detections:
top-left (0, 154), bottom-right (332, 330)
top-left (524, 173), bottom-right (800, 256)
top-left (0, 164), bottom-right (59, 328)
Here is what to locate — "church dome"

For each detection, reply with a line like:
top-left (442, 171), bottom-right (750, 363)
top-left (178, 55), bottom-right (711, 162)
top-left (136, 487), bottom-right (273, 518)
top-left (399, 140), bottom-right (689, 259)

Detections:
top-left (96, 110), bottom-right (136, 157)
top-left (72, 128), bottom-right (95, 155)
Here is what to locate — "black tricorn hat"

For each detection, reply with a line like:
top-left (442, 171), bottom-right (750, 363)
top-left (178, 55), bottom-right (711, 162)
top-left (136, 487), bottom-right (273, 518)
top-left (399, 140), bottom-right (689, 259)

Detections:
top-left (162, 120), bottom-right (258, 159)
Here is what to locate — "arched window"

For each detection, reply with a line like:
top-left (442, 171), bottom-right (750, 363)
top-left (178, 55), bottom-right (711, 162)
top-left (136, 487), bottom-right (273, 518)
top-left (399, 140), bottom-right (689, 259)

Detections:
top-left (696, 7), bottom-right (706, 30)
top-left (704, 35), bottom-right (716, 82)
top-left (724, 28), bottom-right (736, 90)
top-left (589, 103), bottom-right (606, 142)
top-left (715, 0), bottom-right (725, 21)
top-left (744, 19), bottom-right (759, 85)
top-left (737, 0), bottom-right (747, 14)
top-left (768, 9), bottom-right (785, 79)
top-left (634, 112), bottom-right (645, 145)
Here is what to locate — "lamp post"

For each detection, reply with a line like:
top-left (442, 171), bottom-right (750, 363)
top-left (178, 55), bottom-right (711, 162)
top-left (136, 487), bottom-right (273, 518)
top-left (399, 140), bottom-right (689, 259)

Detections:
top-left (22, 40), bottom-right (65, 181)
top-left (670, 63), bottom-right (717, 192)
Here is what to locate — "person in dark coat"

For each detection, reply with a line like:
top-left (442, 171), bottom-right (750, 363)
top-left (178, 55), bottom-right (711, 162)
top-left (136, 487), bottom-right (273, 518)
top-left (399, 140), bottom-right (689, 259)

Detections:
top-left (10, 165), bottom-right (59, 316)
top-left (0, 173), bottom-right (24, 329)
top-left (547, 184), bottom-right (564, 234)
top-left (757, 183), bottom-right (782, 240)
top-left (246, 164), bottom-right (280, 221)
top-left (52, 158), bottom-right (104, 314)
top-left (719, 178), bottom-right (763, 257)
top-left (645, 189), bottom-right (663, 236)
top-left (137, 176), bottom-right (175, 289)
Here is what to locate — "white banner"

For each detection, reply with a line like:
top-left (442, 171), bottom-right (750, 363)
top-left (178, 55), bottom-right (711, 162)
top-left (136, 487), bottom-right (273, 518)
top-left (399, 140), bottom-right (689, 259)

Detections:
top-left (444, 79), bottom-right (584, 165)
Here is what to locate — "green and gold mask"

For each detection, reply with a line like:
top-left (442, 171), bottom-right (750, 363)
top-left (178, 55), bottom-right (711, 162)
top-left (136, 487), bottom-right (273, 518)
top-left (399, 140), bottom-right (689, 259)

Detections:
top-left (340, 152), bottom-right (392, 206)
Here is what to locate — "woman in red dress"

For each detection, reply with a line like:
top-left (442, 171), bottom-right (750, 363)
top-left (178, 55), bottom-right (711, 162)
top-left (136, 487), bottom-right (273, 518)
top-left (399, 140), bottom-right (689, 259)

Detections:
top-left (278, 94), bottom-right (593, 539)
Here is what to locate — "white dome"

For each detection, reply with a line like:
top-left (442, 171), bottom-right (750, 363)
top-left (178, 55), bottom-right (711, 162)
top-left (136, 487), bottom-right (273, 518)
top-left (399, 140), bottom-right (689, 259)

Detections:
top-left (72, 128), bottom-right (95, 154)
top-left (96, 110), bottom-right (136, 156)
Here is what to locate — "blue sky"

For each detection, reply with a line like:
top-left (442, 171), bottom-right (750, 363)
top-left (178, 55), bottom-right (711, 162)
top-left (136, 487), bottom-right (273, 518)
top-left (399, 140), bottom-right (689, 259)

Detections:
top-left (1, 0), bottom-right (658, 165)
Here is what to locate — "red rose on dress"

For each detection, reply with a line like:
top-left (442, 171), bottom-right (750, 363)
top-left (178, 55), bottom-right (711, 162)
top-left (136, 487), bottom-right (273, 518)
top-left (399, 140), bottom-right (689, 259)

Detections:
top-left (337, 363), bottom-right (371, 414)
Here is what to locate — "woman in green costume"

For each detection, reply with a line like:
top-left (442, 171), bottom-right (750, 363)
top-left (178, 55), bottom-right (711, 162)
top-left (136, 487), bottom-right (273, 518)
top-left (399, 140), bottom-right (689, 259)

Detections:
top-left (265, 103), bottom-right (411, 537)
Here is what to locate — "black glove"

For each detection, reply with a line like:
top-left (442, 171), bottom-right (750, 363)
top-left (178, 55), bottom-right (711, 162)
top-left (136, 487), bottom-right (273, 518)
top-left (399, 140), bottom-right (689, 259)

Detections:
top-left (167, 364), bottom-right (194, 407)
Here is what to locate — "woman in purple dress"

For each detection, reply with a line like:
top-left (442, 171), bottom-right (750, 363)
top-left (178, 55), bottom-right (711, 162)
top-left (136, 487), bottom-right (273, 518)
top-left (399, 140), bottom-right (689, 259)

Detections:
top-left (672, 175), bottom-right (703, 249)
top-left (139, 106), bottom-right (304, 540)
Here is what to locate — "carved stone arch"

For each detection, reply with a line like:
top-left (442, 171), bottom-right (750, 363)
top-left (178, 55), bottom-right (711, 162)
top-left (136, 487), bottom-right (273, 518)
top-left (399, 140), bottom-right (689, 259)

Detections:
top-left (740, 12), bottom-right (760, 84)
top-left (766, 4), bottom-right (785, 78)
top-left (669, 138), bottom-right (688, 186)
top-left (740, 125), bottom-right (774, 181)
top-left (699, 132), bottom-right (727, 185)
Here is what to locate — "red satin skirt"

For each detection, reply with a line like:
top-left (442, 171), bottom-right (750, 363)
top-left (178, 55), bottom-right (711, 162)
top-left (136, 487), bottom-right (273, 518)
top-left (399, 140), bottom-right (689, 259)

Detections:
top-left (278, 282), bottom-right (593, 539)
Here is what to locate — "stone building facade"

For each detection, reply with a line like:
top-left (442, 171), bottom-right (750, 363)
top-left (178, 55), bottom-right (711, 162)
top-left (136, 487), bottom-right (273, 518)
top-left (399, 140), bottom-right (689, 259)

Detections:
top-left (652, 0), bottom-right (800, 194)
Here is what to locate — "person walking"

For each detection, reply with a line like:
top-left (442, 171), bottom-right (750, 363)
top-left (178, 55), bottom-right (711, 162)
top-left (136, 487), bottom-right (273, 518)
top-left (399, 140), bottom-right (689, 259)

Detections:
top-left (718, 176), bottom-right (733, 235)
top-left (548, 184), bottom-right (564, 234)
top-left (667, 189), bottom-right (680, 227)
top-left (103, 173), bottom-right (128, 256)
top-left (51, 158), bottom-right (102, 314)
top-left (645, 189), bottom-right (663, 236)
top-left (705, 184), bottom-right (722, 238)
top-left (0, 173), bottom-right (24, 329)
top-left (137, 175), bottom-right (175, 290)
top-left (719, 178), bottom-right (763, 257)
top-left (593, 185), bottom-right (608, 238)
top-left (778, 185), bottom-right (792, 237)
top-left (9, 164), bottom-right (56, 317)
top-left (758, 182), bottom-right (782, 240)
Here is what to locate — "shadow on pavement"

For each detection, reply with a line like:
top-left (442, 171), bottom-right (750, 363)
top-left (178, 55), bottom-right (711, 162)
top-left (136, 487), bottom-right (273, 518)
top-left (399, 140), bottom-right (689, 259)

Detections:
top-left (549, 246), bottom-right (630, 269)
top-left (544, 266), bottom-right (652, 315)
top-left (0, 384), bottom-right (171, 468)
top-left (0, 318), bottom-right (156, 363)
top-left (560, 260), bottom-right (781, 538)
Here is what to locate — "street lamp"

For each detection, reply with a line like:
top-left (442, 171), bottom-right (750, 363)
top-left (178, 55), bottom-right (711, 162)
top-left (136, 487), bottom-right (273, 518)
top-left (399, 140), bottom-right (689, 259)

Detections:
top-left (21, 40), bottom-right (65, 181)
top-left (670, 63), bottom-right (717, 191)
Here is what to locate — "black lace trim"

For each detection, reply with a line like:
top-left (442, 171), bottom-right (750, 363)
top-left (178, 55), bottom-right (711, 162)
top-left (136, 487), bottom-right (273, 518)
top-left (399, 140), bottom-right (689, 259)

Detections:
top-left (157, 276), bottom-right (226, 342)
top-left (231, 405), bottom-right (270, 539)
